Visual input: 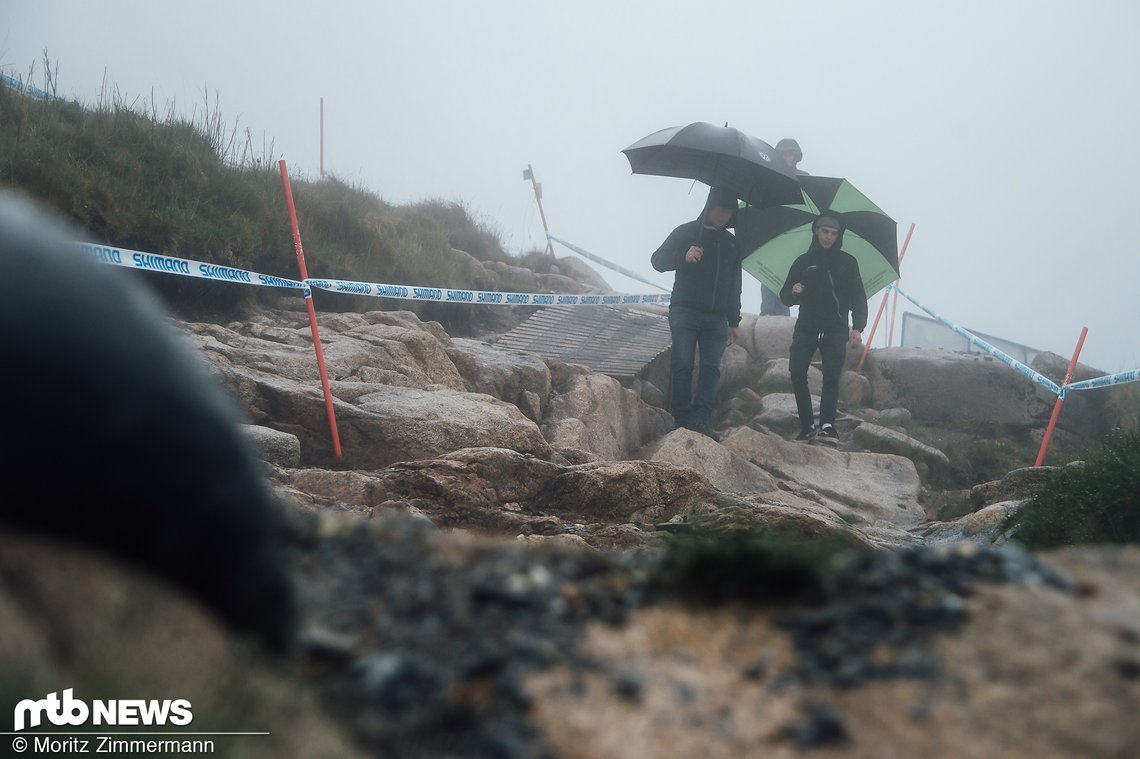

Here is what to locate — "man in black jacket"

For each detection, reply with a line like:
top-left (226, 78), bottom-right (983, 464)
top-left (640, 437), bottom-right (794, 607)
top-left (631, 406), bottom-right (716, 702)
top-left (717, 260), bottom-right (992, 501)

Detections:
top-left (651, 186), bottom-right (742, 441)
top-left (780, 212), bottom-right (867, 444)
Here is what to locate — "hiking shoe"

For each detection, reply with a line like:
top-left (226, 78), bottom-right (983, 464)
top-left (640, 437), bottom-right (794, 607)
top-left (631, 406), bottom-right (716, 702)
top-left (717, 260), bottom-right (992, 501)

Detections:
top-left (818, 424), bottom-right (840, 445)
top-left (795, 425), bottom-right (817, 442)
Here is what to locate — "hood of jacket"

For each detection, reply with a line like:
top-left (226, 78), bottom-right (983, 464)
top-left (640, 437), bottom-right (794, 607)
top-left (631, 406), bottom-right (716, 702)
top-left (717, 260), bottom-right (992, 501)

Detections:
top-left (702, 186), bottom-right (739, 229)
top-left (805, 211), bottom-right (846, 254)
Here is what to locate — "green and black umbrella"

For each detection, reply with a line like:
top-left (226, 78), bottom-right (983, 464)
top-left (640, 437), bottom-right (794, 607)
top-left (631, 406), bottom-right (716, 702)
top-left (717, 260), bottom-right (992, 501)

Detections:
top-left (737, 175), bottom-right (900, 299)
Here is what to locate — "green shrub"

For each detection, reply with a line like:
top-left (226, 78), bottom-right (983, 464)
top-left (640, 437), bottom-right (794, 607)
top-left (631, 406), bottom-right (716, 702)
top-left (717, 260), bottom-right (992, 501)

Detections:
top-left (407, 199), bottom-right (509, 264)
top-left (516, 249), bottom-right (558, 273)
top-left (1004, 430), bottom-right (1140, 548)
top-left (654, 523), bottom-right (860, 606)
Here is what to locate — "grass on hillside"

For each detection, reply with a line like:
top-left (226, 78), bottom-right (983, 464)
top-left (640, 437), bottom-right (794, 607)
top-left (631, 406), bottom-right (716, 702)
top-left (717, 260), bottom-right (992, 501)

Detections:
top-left (1003, 430), bottom-right (1140, 548)
top-left (0, 59), bottom-right (548, 320)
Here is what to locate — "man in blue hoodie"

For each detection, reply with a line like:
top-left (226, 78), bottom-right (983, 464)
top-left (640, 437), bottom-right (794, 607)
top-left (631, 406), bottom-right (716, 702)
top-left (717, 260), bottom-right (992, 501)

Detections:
top-left (780, 212), bottom-right (867, 445)
top-left (651, 186), bottom-right (742, 441)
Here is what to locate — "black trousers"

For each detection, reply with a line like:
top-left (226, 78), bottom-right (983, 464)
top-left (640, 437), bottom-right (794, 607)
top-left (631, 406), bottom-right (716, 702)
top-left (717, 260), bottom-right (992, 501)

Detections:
top-left (788, 325), bottom-right (847, 431)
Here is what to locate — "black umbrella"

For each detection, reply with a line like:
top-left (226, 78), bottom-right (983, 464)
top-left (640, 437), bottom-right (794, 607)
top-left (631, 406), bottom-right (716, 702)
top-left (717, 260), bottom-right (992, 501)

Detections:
top-left (621, 122), bottom-right (803, 208)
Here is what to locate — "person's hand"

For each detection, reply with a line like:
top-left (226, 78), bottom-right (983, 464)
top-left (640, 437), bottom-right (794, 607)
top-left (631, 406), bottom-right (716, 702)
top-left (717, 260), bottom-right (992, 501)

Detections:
top-left (685, 246), bottom-right (703, 263)
top-left (791, 282), bottom-right (804, 295)
top-left (849, 329), bottom-right (863, 348)
top-left (728, 326), bottom-right (738, 346)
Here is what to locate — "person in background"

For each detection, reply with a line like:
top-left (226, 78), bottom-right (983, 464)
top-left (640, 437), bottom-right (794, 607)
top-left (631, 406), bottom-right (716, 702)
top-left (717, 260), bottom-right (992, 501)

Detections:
top-left (780, 212), bottom-right (867, 445)
top-left (651, 186), bottom-right (742, 442)
top-left (758, 138), bottom-right (810, 316)
top-left (776, 137), bottom-right (810, 176)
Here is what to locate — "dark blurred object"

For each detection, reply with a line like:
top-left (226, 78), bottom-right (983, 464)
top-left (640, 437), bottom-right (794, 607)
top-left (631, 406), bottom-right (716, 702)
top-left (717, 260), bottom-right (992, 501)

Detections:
top-left (0, 191), bottom-right (295, 652)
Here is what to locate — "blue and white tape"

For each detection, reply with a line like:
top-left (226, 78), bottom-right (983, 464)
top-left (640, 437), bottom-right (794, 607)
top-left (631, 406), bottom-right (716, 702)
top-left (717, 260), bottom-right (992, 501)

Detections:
top-left (79, 241), bottom-right (670, 306)
top-left (305, 276), bottom-right (669, 305)
top-left (889, 284), bottom-right (1062, 396)
top-left (74, 241), bottom-right (1140, 392)
top-left (1, 72), bottom-right (56, 101)
top-left (548, 234), bottom-right (670, 293)
top-left (1060, 369), bottom-right (1140, 398)
top-left (79, 242), bottom-right (308, 291)
top-left (892, 284), bottom-right (1140, 397)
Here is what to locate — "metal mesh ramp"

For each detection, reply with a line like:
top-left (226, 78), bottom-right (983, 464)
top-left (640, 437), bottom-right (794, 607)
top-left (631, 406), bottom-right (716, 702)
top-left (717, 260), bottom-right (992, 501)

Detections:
top-left (494, 305), bottom-right (672, 378)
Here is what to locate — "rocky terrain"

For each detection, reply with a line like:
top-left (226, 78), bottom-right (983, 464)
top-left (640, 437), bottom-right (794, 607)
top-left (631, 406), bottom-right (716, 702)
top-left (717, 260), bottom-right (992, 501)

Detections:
top-left (2, 266), bottom-right (1138, 759)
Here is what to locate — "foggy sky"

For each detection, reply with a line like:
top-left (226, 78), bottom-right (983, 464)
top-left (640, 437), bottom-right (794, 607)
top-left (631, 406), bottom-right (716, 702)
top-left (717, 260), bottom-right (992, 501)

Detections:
top-left (4, 1), bottom-right (1138, 373)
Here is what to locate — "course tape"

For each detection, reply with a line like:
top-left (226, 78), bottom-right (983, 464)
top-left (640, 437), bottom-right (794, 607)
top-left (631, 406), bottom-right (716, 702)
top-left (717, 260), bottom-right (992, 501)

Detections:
top-left (1, 72), bottom-right (56, 101)
top-left (78, 241), bottom-right (671, 306)
top-left (889, 284), bottom-right (1062, 396)
top-left (78, 242), bottom-right (308, 291)
top-left (548, 234), bottom-right (670, 293)
top-left (304, 276), bottom-right (670, 306)
top-left (77, 241), bottom-right (1139, 395)
top-left (1061, 369), bottom-right (1140, 398)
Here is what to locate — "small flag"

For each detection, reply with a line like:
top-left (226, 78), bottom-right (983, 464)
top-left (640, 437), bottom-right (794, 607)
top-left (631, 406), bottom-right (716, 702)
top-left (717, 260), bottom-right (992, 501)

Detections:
top-left (522, 168), bottom-right (533, 181)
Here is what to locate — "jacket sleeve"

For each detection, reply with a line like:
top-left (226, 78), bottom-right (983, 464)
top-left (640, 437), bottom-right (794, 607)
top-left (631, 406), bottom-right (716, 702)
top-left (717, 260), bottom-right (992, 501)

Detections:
top-left (848, 257), bottom-right (868, 332)
top-left (650, 223), bottom-right (693, 273)
top-left (780, 255), bottom-right (806, 307)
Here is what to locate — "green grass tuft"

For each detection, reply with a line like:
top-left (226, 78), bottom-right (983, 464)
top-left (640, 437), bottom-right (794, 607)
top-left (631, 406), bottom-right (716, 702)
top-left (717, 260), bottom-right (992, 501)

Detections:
top-left (654, 524), bottom-right (860, 606)
top-left (1003, 430), bottom-right (1140, 548)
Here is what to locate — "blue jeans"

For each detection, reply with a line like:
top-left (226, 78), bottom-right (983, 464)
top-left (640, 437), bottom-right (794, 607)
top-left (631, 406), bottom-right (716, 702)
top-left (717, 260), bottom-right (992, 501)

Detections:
top-left (668, 306), bottom-right (729, 430)
top-left (789, 325), bottom-right (847, 431)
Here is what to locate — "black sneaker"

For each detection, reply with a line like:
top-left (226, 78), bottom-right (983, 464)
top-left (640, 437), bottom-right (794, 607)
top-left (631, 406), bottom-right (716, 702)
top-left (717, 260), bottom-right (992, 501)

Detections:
top-left (818, 424), bottom-right (840, 445)
top-left (795, 425), bottom-right (817, 442)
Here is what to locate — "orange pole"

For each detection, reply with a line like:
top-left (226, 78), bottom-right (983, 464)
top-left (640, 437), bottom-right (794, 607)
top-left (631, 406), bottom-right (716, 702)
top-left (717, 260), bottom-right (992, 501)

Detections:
top-left (1034, 326), bottom-right (1088, 467)
top-left (857, 222), bottom-right (915, 371)
top-left (527, 163), bottom-right (555, 257)
top-left (278, 159), bottom-right (342, 457)
top-left (857, 293), bottom-right (891, 372)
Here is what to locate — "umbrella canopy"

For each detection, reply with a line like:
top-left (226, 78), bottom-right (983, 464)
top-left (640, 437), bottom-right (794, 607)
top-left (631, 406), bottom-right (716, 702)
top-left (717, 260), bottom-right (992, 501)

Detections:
top-left (737, 175), bottom-right (900, 299)
top-left (622, 122), bottom-right (803, 208)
